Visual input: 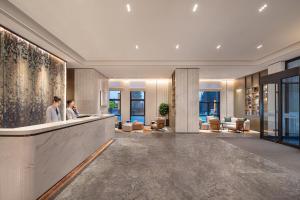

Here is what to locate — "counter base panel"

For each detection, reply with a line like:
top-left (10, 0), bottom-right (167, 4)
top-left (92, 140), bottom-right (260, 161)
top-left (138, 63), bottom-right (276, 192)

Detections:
top-left (0, 116), bottom-right (115, 200)
top-left (38, 139), bottom-right (114, 200)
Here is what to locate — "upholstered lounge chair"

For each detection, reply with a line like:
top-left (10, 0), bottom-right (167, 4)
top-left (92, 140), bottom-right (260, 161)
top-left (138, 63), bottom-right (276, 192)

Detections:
top-left (209, 118), bottom-right (220, 132)
top-left (228, 119), bottom-right (245, 133)
top-left (151, 118), bottom-right (165, 130)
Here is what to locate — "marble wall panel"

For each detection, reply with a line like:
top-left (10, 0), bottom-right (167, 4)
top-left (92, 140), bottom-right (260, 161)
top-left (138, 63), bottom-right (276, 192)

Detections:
top-left (0, 28), bottom-right (66, 128)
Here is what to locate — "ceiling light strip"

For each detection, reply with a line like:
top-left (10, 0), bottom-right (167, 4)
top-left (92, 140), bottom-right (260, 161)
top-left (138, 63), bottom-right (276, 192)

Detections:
top-left (259, 4), bottom-right (268, 12)
top-left (193, 4), bottom-right (198, 12)
top-left (126, 4), bottom-right (131, 12)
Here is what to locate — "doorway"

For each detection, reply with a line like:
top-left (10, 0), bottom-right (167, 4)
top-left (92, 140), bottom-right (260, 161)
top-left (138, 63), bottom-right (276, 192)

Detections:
top-left (260, 67), bottom-right (300, 147)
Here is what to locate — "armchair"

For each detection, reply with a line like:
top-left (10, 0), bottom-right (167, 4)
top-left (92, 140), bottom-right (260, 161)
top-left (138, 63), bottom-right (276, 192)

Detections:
top-left (209, 118), bottom-right (220, 132)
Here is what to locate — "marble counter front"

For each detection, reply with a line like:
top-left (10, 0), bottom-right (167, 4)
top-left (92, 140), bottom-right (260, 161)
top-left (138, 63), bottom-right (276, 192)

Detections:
top-left (0, 114), bottom-right (115, 200)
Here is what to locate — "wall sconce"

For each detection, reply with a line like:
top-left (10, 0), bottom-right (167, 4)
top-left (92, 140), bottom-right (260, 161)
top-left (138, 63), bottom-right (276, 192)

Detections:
top-left (236, 89), bottom-right (242, 93)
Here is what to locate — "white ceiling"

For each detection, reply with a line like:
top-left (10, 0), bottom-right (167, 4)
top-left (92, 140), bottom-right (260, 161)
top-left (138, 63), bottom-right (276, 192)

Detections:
top-left (7, 0), bottom-right (300, 78)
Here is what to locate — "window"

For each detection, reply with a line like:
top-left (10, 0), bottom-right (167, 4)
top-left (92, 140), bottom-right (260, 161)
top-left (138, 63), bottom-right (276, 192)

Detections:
top-left (109, 90), bottom-right (121, 121)
top-left (130, 91), bottom-right (145, 124)
top-left (199, 91), bottom-right (220, 122)
top-left (286, 57), bottom-right (300, 69)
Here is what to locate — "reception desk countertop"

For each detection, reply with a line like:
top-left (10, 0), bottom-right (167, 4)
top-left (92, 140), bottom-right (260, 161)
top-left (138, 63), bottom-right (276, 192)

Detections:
top-left (0, 114), bottom-right (114, 136)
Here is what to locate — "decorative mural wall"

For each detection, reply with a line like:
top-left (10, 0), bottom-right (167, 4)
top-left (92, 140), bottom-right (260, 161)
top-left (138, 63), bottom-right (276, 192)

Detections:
top-left (0, 27), bottom-right (66, 128)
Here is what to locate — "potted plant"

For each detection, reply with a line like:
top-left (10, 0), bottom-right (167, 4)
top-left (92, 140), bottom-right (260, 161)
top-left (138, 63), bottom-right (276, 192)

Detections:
top-left (159, 103), bottom-right (169, 126)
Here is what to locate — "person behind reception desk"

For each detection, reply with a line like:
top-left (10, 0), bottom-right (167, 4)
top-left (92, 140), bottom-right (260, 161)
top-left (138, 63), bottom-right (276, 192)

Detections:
top-left (66, 100), bottom-right (79, 120)
top-left (46, 96), bottom-right (62, 123)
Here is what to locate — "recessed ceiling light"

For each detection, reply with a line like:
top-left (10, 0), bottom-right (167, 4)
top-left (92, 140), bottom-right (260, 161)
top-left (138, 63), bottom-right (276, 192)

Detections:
top-left (258, 4), bottom-right (268, 12)
top-left (216, 44), bottom-right (222, 50)
top-left (126, 4), bottom-right (131, 12)
top-left (175, 44), bottom-right (180, 49)
top-left (135, 45), bottom-right (139, 49)
top-left (257, 44), bottom-right (263, 49)
top-left (193, 4), bottom-right (198, 12)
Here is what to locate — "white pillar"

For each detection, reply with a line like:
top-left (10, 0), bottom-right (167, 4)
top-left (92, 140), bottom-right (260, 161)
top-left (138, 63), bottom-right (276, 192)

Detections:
top-left (175, 68), bottom-right (199, 132)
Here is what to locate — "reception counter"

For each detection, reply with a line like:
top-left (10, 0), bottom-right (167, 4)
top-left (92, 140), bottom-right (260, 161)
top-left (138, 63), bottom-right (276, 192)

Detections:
top-left (0, 114), bottom-right (115, 200)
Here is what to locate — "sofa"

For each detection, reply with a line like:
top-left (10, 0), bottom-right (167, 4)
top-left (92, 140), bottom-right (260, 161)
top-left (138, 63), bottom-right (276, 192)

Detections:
top-left (222, 117), bottom-right (250, 131)
top-left (122, 123), bottom-right (133, 132)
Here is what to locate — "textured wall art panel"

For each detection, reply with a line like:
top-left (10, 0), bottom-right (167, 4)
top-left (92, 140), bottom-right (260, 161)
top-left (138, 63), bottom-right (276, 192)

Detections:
top-left (0, 28), bottom-right (66, 128)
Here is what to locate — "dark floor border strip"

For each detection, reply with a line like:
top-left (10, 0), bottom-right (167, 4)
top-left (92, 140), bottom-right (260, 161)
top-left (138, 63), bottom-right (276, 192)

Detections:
top-left (37, 139), bottom-right (115, 200)
top-left (262, 137), bottom-right (300, 149)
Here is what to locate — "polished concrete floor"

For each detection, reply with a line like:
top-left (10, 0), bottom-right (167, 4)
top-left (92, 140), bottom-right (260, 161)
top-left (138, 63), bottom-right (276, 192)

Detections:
top-left (55, 132), bottom-right (300, 200)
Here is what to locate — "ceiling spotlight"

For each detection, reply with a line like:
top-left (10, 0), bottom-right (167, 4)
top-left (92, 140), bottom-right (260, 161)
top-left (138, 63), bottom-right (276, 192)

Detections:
top-left (126, 4), bottom-right (131, 12)
top-left (135, 45), bottom-right (139, 49)
top-left (175, 44), bottom-right (180, 49)
top-left (258, 4), bottom-right (268, 12)
top-left (193, 4), bottom-right (198, 12)
top-left (216, 44), bottom-right (222, 50)
top-left (257, 44), bottom-right (263, 49)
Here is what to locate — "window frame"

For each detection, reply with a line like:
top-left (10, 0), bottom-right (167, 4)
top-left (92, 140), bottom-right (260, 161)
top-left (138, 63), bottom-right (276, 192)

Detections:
top-left (130, 91), bottom-right (146, 124)
top-left (109, 90), bottom-right (121, 120)
top-left (286, 56), bottom-right (300, 70)
top-left (199, 91), bottom-right (221, 122)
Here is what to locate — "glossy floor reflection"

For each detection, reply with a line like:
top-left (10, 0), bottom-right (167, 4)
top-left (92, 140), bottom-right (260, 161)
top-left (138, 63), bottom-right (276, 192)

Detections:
top-left (54, 133), bottom-right (300, 200)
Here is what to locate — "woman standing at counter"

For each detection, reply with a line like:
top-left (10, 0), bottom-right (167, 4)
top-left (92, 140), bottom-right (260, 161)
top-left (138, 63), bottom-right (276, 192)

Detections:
top-left (66, 100), bottom-right (79, 120)
top-left (46, 96), bottom-right (62, 123)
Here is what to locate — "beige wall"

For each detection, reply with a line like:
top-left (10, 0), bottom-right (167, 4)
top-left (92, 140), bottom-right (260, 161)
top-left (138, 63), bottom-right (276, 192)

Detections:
top-left (109, 79), bottom-right (170, 124)
top-left (74, 69), bottom-right (108, 114)
top-left (234, 78), bottom-right (246, 118)
top-left (268, 61), bottom-right (285, 75)
top-left (220, 81), bottom-right (235, 119)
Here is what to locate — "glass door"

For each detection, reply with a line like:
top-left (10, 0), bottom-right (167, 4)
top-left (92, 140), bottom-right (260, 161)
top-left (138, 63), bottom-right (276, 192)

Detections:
top-left (260, 67), bottom-right (300, 148)
top-left (262, 83), bottom-right (279, 141)
top-left (281, 76), bottom-right (300, 146)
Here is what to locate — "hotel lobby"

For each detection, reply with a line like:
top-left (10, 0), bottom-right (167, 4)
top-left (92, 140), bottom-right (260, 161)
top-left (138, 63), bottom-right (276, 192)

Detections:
top-left (1, 0), bottom-right (300, 199)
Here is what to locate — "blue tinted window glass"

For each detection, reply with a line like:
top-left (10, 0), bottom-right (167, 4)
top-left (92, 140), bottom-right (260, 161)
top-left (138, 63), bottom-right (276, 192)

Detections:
top-left (282, 76), bottom-right (299, 146)
top-left (131, 116), bottom-right (145, 123)
top-left (131, 91), bottom-right (144, 99)
top-left (109, 91), bottom-right (121, 99)
top-left (109, 90), bottom-right (121, 120)
top-left (287, 59), bottom-right (300, 69)
top-left (199, 91), bottom-right (220, 122)
top-left (130, 91), bottom-right (145, 124)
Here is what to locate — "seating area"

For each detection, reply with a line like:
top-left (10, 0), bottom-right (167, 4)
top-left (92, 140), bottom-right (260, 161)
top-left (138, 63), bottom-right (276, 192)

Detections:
top-left (200, 116), bottom-right (251, 133)
top-left (115, 117), bottom-right (168, 133)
